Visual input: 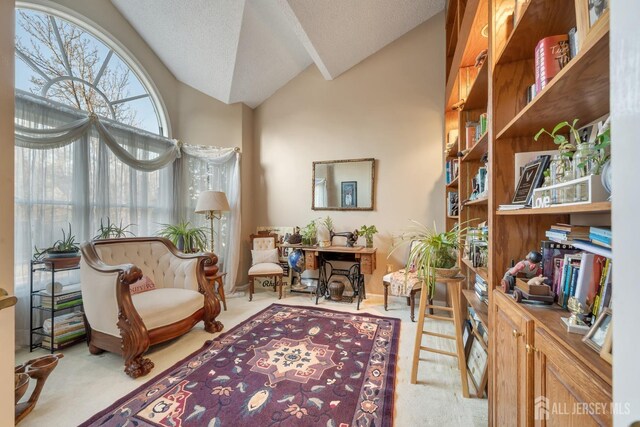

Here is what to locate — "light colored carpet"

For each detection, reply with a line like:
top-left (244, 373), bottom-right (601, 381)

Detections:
top-left (16, 289), bottom-right (488, 426)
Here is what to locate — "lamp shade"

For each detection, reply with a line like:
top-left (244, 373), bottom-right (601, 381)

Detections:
top-left (195, 191), bottom-right (230, 213)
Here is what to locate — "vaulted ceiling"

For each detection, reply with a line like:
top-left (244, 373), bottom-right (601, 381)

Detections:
top-left (111, 0), bottom-right (444, 108)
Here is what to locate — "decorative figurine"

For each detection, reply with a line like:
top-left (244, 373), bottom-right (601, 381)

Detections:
top-left (500, 251), bottom-right (543, 293)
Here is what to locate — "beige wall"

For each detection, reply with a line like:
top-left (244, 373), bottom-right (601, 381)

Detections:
top-left (253, 13), bottom-right (445, 294)
top-left (0, 0), bottom-right (15, 423)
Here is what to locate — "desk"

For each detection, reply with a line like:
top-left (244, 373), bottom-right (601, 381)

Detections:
top-left (299, 246), bottom-right (377, 309)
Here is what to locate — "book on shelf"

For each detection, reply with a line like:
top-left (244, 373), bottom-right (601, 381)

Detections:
top-left (568, 27), bottom-right (579, 59)
top-left (540, 241), bottom-right (580, 287)
top-left (445, 159), bottom-right (459, 184)
top-left (498, 204), bottom-right (526, 211)
top-left (590, 226), bottom-right (611, 239)
top-left (41, 297), bottom-right (83, 310)
top-left (42, 311), bottom-right (85, 334)
top-left (534, 35), bottom-right (570, 93)
top-left (592, 259), bottom-right (612, 318)
top-left (40, 291), bottom-right (81, 304)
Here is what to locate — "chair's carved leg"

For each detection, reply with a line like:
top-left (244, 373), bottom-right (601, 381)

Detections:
top-left (116, 267), bottom-right (154, 379)
top-left (278, 275), bottom-right (283, 299)
top-left (383, 283), bottom-right (389, 311)
top-left (200, 268), bottom-right (224, 334)
top-left (249, 277), bottom-right (254, 301)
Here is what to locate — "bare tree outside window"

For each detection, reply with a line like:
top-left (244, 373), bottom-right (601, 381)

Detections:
top-left (16, 10), bottom-right (143, 127)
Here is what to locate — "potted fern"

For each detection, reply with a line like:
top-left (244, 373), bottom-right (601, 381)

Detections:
top-left (394, 221), bottom-right (467, 296)
top-left (157, 220), bottom-right (208, 253)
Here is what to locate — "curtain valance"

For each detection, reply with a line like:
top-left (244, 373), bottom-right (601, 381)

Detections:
top-left (15, 90), bottom-right (180, 171)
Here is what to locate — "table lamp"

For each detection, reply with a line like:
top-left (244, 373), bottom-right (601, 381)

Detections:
top-left (195, 191), bottom-right (230, 253)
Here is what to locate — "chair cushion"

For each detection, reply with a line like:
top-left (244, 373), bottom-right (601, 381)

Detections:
top-left (383, 270), bottom-right (423, 297)
top-left (132, 288), bottom-right (203, 330)
top-left (249, 262), bottom-right (283, 275)
top-left (251, 248), bottom-right (279, 265)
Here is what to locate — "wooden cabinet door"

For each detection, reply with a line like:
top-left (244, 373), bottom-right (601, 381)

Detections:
top-left (492, 291), bottom-right (534, 427)
top-left (533, 328), bottom-right (612, 427)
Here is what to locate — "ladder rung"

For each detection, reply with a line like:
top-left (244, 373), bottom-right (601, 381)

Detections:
top-left (419, 346), bottom-right (457, 357)
top-left (425, 314), bottom-right (454, 322)
top-left (422, 331), bottom-right (456, 340)
top-left (426, 305), bottom-right (453, 312)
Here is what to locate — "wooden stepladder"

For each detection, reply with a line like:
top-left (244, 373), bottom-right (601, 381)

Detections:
top-left (410, 275), bottom-right (469, 398)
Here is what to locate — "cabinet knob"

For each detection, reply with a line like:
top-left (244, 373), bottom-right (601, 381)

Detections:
top-left (526, 344), bottom-right (538, 354)
top-left (512, 329), bottom-right (523, 339)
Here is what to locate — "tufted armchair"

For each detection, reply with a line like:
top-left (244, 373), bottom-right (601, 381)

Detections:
top-left (80, 237), bottom-right (224, 378)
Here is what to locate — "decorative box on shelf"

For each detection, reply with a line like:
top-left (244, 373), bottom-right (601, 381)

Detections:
top-left (532, 175), bottom-right (608, 209)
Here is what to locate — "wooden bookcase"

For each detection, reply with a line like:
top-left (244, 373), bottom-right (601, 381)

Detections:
top-left (444, 0), bottom-right (612, 423)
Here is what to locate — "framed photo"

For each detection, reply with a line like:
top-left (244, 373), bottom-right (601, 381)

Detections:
top-left (583, 308), bottom-right (612, 352)
top-left (466, 335), bottom-right (488, 392)
top-left (576, 0), bottom-right (609, 51)
top-left (341, 181), bottom-right (357, 208)
top-left (588, 0), bottom-right (608, 27)
top-left (512, 156), bottom-right (550, 205)
top-left (599, 322), bottom-right (612, 364)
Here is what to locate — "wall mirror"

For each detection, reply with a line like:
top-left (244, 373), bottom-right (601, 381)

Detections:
top-left (312, 158), bottom-right (375, 211)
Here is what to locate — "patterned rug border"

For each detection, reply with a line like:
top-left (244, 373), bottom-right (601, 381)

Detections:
top-left (80, 303), bottom-right (401, 426)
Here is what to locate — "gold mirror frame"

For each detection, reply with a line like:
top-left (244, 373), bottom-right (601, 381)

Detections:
top-left (312, 158), bottom-right (375, 211)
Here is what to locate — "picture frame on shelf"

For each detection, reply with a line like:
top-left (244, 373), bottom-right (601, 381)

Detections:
top-left (466, 335), bottom-right (488, 392)
top-left (341, 181), bottom-right (357, 208)
top-left (583, 308), bottom-right (612, 353)
top-left (599, 322), bottom-right (612, 364)
top-left (576, 0), bottom-right (609, 50)
top-left (588, 0), bottom-right (609, 27)
top-left (512, 156), bottom-right (549, 205)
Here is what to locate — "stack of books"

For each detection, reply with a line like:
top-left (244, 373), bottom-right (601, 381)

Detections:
top-left (589, 226), bottom-right (611, 248)
top-left (445, 159), bottom-right (459, 184)
top-left (40, 283), bottom-right (82, 310)
top-left (474, 274), bottom-right (488, 304)
top-left (42, 311), bottom-right (86, 350)
top-left (545, 224), bottom-right (590, 244)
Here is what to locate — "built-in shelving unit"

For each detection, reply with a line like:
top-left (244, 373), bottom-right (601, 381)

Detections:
top-left (444, 0), bottom-right (613, 422)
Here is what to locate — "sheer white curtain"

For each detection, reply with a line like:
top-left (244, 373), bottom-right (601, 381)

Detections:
top-left (314, 178), bottom-right (327, 208)
top-left (176, 145), bottom-right (241, 293)
top-left (14, 91), bottom-right (174, 346)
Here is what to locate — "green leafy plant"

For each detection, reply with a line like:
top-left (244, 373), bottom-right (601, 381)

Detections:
top-left (157, 220), bottom-right (207, 253)
top-left (359, 225), bottom-right (378, 247)
top-left (391, 221), bottom-right (469, 296)
top-left (591, 117), bottom-right (611, 174)
top-left (33, 223), bottom-right (80, 260)
top-left (300, 220), bottom-right (318, 245)
top-left (93, 217), bottom-right (135, 240)
top-left (321, 216), bottom-right (334, 233)
top-left (534, 119), bottom-right (581, 157)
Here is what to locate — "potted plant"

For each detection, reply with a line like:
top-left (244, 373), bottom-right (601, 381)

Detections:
top-left (394, 221), bottom-right (468, 296)
top-left (33, 224), bottom-right (80, 260)
top-left (157, 220), bottom-right (207, 253)
top-left (317, 216), bottom-right (333, 247)
top-left (300, 220), bottom-right (317, 246)
top-left (534, 119), bottom-right (580, 158)
top-left (359, 225), bottom-right (378, 248)
top-left (93, 217), bottom-right (135, 240)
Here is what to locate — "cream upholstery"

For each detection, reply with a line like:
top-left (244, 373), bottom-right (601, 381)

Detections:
top-left (249, 262), bottom-right (284, 275)
top-left (132, 288), bottom-right (203, 330)
top-left (82, 240), bottom-right (202, 338)
top-left (252, 237), bottom-right (276, 251)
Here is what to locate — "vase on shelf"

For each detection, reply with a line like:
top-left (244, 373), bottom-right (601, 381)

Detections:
top-left (549, 154), bottom-right (572, 204)
top-left (572, 142), bottom-right (597, 202)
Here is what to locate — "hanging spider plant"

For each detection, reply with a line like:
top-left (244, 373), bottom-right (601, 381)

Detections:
top-left (392, 220), bottom-right (471, 296)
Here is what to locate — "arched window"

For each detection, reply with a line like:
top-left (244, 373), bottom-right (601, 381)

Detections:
top-left (15, 7), bottom-right (167, 135)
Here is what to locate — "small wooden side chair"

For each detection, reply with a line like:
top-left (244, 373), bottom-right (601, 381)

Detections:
top-left (248, 233), bottom-right (284, 301)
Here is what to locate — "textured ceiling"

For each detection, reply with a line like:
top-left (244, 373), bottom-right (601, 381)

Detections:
top-left (111, 0), bottom-right (444, 108)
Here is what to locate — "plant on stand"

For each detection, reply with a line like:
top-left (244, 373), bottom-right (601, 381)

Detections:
top-left (157, 220), bottom-right (208, 253)
top-left (393, 221), bottom-right (468, 296)
top-left (33, 224), bottom-right (80, 260)
top-left (359, 225), bottom-right (378, 248)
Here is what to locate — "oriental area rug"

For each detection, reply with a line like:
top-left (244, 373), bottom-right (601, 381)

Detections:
top-left (81, 304), bottom-right (400, 427)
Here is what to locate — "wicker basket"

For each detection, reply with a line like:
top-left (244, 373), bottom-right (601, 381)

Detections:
top-left (435, 267), bottom-right (460, 278)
